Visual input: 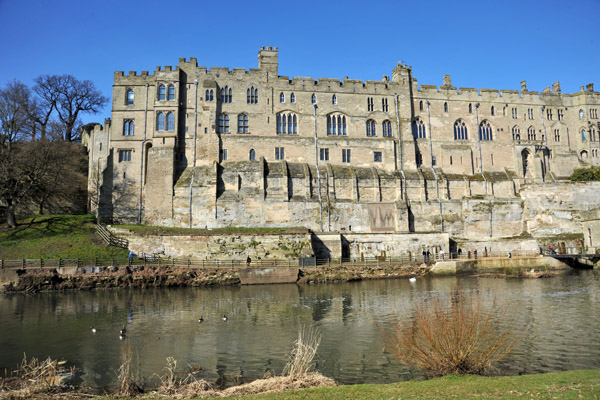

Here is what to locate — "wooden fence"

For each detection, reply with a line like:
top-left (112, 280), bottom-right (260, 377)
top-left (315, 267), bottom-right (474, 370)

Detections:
top-left (95, 224), bottom-right (128, 248)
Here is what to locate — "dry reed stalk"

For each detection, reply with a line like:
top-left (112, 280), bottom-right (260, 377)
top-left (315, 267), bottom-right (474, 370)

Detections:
top-left (283, 326), bottom-right (321, 379)
top-left (117, 344), bottom-right (140, 396)
top-left (386, 290), bottom-right (521, 377)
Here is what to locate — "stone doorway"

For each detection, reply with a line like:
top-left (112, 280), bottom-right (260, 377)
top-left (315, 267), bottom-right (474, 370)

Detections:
top-left (521, 149), bottom-right (532, 178)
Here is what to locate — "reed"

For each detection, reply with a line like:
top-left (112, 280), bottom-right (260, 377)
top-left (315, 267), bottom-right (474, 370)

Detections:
top-left (117, 344), bottom-right (141, 396)
top-left (283, 326), bottom-right (321, 379)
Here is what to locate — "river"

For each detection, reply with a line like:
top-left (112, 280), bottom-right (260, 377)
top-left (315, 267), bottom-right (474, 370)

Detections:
top-left (1, 270), bottom-right (599, 391)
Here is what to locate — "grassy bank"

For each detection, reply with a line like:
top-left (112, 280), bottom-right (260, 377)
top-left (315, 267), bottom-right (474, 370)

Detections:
top-left (213, 370), bottom-right (599, 400)
top-left (0, 214), bottom-right (129, 259)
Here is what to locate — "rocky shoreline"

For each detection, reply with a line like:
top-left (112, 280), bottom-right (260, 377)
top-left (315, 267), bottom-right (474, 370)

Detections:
top-left (2, 264), bottom-right (430, 293)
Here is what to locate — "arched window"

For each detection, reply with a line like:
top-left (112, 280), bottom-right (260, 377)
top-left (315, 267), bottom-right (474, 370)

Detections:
top-left (419, 100), bottom-right (423, 111)
top-left (332, 94), bottom-right (337, 105)
top-left (126, 89), bottom-right (134, 105)
top-left (238, 114), bottom-right (249, 133)
top-left (311, 94), bottom-right (316, 104)
top-left (579, 109), bottom-right (584, 120)
top-left (279, 92), bottom-right (285, 103)
top-left (366, 119), bottom-right (376, 137)
top-left (444, 102), bottom-right (448, 112)
top-left (167, 84), bottom-right (175, 100)
top-left (327, 114), bottom-right (347, 136)
top-left (166, 112), bottom-right (175, 131)
top-left (413, 118), bottom-right (426, 139)
top-left (479, 120), bottom-right (493, 141)
top-left (276, 112), bottom-right (297, 135)
top-left (156, 112), bottom-right (165, 130)
top-left (512, 125), bottom-right (520, 140)
top-left (453, 119), bottom-right (467, 140)
top-left (469, 103), bottom-right (472, 114)
top-left (590, 126), bottom-right (597, 142)
top-left (205, 89), bottom-right (214, 101)
top-left (123, 120), bottom-right (134, 136)
top-left (247, 87), bottom-right (258, 104)
top-left (221, 86), bottom-right (232, 103)
top-left (581, 129), bottom-right (587, 142)
top-left (491, 106), bottom-right (495, 116)
top-left (527, 126), bottom-right (536, 140)
top-left (382, 120), bottom-right (392, 137)
top-left (580, 150), bottom-right (588, 159)
top-left (219, 114), bottom-right (230, 133)
top-left (290, 93), bottom-right (295, 103)
top-left (249, 149), bottom-right (256, 161)
top-left (158, 84), bottom-right (166, 100)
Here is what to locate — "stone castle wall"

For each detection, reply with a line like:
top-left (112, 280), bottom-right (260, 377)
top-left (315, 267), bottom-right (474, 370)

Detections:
top-left (84, 47), bottom-right (600, 254)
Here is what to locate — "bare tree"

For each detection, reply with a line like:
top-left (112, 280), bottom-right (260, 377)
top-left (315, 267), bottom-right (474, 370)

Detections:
top-left (0, 80), bottom-right (89, 227)
top-left (0, 80), bottom-right (32, 148)
top-left (30, 75), bottom-right (60, 140)
top-left (52, 75), bottom-right (108, 142)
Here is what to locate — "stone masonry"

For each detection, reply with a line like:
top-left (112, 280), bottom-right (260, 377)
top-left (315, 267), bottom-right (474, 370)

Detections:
top-left (84, 47), bottom-right (600, 256)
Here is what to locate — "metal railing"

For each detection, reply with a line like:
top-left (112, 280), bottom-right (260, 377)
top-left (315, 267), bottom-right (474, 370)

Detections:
top-left (0, 250), bottom-right (545, 272)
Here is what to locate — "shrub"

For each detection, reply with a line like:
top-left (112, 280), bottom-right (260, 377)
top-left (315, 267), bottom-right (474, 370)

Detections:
top-left (386, 290), bottom-right (520, 377)
top-left (570, 166), bottom-right (600, 181)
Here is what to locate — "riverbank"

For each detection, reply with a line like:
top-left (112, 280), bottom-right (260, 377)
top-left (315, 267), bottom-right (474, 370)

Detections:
top-left (1, 264), bottom-right (429, 293)
top-left (2, 256), bottom-right (576, 293)
top-left (215, 369), bottom-right (600, 400)
top-left (2, 369), bottom-right (598, 399)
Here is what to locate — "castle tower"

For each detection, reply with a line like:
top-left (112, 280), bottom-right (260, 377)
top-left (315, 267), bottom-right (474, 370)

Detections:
top-left (258, 46), bottom-right (278, 76)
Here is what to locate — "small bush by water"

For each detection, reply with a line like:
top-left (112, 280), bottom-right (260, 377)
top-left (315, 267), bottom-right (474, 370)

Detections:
top-left (386, 289), bottom-right (521, 377)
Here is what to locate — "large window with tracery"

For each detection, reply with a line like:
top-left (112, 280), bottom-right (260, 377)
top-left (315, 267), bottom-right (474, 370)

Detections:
top-left (276, 112), bottom-right (297, 135)
top-left (327, 114), bottom-right (347, 136)
top-left (479, 120), bottom-right (493, 141)
top-left (413, 118), bottom-right (426, 139)
top-left (454, 119), bottom-right (467, 140)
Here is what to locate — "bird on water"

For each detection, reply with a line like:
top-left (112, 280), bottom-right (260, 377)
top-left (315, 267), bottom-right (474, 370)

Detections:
top-left (198, 316), bottom-right (204, 323)
top-left (222, 315), bottom-right (228, 322)
top-left (91, 327), bottom-right (97, 334)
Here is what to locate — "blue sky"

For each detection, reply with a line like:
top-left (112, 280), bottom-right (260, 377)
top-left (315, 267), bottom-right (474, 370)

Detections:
top-left (1, 0), bottom-right (598, 125)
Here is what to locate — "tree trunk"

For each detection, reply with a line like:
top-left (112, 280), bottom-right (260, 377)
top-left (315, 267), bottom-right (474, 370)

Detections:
top-left (6, 204), bottom-right (17, 228)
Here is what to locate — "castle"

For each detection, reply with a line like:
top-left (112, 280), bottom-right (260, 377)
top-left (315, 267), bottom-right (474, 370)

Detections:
top-left (85, 47), bottom-right (600, 259)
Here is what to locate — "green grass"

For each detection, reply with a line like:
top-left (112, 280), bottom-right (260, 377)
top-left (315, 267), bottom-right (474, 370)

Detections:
top-left (95, 370), bottom-right (600, 399)
top-left (115, 224), bottom-right (310, 236)
top-left (0, 214), bottom-right (129, 259)
top-left (219, 370), bottom-right (600, 400)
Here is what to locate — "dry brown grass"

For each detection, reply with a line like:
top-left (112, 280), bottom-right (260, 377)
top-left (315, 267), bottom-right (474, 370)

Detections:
top-left (0, 354), bottom-right (76, 399)
top-left (283, 327), bottom-right (321, 379)
top-left (386, 289), bottom-right (521, 377)
top-left (147, 327), bottom-right (330, 398)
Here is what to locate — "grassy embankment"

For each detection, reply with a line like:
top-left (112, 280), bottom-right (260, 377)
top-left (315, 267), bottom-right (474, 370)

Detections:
top-left (0, 214), bottom-right (128, 259)
top-left (213, 370), bottom-right (599, 400)
top-left (116, 223), bottom-right (309, 236)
